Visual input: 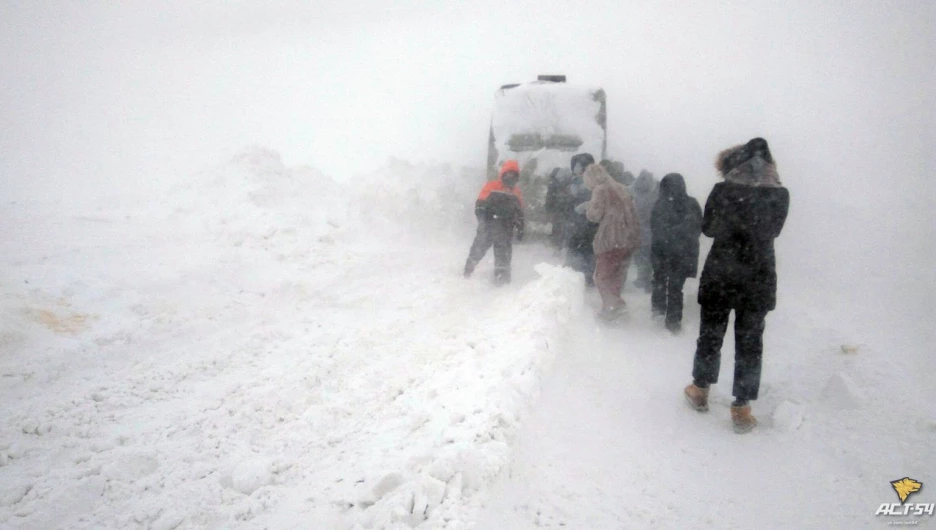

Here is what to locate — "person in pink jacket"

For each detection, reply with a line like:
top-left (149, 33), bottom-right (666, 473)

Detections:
top-left (582, 163), bottom-right (642, 319)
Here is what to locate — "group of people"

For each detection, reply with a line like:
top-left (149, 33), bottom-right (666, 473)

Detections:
top-left (543, 155), bottom-right (675, 308)
top-left (462, 137), bottom-right (790, 434)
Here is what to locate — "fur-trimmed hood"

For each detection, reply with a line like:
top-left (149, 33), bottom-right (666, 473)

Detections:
top-left (584, 163), bottom-right (632, 202)
top-left (583, 164), bottom-right (640, 254)
top-left (716, 144), bottom-right (782, 188)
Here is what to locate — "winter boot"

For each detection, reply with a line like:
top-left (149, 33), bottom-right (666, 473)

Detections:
top-left (684, 384), bottom-right (709, 412)
top-left (730, 404), bottom-right (757, 434)
top-left (493, 268), bottom-right (511, 286)
top-left (665, 320), bottom-right (682, 334)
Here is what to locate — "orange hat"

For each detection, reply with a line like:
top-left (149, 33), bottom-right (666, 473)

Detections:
top-left (499, 160), bottom-right (520, 180)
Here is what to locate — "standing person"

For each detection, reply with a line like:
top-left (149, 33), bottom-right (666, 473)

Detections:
top-left (608, 161), bottom-right (629, 186)
top-left (463, 160), bottom-right (525, 285)
top-left (631, 170), bottom-right (658, 292)
top-left (620, 170), bottom-right (636, 187)
top-left (565, 153), bottom-right (599, 285)
top-left (650, 173), bottom-right (703, 334)
top-left (582, 163), bottom-right (641, 320)
top-left (600, 159), bottom-right (629, 186)
top-left (683, 138), bottom-right (789, 434)
top-left (544, 167), bottom-right (575, 250)
top-left (599, 159), bottom-right (615, 177)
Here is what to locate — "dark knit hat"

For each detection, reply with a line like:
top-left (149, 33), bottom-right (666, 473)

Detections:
top-left (570, 153), bottom-right (596, 172)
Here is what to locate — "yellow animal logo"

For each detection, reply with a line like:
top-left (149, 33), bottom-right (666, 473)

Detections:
top-left (892, 478), bottom-right (923, 504)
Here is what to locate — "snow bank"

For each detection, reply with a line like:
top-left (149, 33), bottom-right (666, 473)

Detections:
top-left (350, 158), bottom-right (481, 242)
top-left (290, 263), bottom-right (586, 530)
top-left (168, 145), bottom-right (353, 258)
top-left (0, 147), bottom-right (583, 529)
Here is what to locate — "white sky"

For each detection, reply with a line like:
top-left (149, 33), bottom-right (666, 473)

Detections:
top-left (1, 1), bottom-right (931, 185)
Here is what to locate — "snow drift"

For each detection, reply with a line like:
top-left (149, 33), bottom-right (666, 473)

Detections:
top-left (0, 148), bottom-right (584, 529)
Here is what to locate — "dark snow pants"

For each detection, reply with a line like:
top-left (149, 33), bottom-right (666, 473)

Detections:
top-left (651, 268), bottom-right (687, 328)
top-left (549, 213), bottom-right (569, 250)
top-left (692, 305), bottom-right (768, 401)
top-left (633, 245), bottom-right (652, 291)
top-left (464, 219), bottom-right (513, 282)
top-left (565, 228), bottom-right (596, 286)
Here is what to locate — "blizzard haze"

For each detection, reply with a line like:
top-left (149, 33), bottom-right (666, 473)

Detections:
top-left (2, 2), bottom-right (933, 194)
top-left (1, 2), bottom-right (936, 528)
top-left (3, 0), bottom-right (934, 338)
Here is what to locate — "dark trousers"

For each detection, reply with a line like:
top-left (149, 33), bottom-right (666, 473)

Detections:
top-left (549, 213), bottom-right (568, 249)
top-left (633, 245), bottom-right (652, 291)
top-left (565, 227), bottom-right (596, 286)
top-left (692, 305), bottom-right (768, 401)
top-left (651, 269), bottom-right (686, 327)
top-left (464, 220), bottom-right (513, 281)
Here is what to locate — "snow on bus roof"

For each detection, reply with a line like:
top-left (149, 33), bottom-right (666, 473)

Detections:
top-left (491, 82), bottom-right (604, 141)
top-left (490, 82), bottom-right (605, 170)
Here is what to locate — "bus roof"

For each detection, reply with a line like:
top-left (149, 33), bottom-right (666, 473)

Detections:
top-left (490, 81), bottom-right (606, 171)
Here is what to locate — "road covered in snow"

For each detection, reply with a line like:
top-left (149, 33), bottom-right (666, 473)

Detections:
top-left (479, 291), bottom-right (936, 528)
top-left (1, 149), bottom-right (934, 529)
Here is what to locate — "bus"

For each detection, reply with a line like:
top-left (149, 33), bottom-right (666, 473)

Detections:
top-left (486, 75), bottom-right (607, 227)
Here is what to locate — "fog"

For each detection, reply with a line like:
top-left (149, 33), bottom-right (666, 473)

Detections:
top-left (2, 1), bottom-right (934, 312)
top-left (2, 4), bottom-right (935, 524)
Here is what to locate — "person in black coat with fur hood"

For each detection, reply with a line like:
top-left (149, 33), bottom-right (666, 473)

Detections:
top-left (683, 138), bottom-right (789, 434)
top-left (650, 173), bottom-right (702, 333)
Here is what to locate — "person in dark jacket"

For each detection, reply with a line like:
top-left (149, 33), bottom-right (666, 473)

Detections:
top-left (631, 170), bottom-right (658, 292)
top-left (620, 170), bottom-right (636, 187)
top-left (564, 153), bottom-right (599, 286)
top-left (650, 173), bottom-right (702, 333)
top-left (683, 138), bottom-right (789, 434)
top-left (600, 159), bottom-right (630, 187)
top-left (544, 167), bottom-right (575, 250)
top-left (464, 159), bottom-right (525, 285)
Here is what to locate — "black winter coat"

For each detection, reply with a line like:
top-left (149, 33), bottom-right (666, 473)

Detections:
top-left (651, 174), bottom-right (702, 278)
top-left (545, 175), bottom-right (576, 216)
top-left (697, 182), bottom-right (789, 312)
top-left (566, 178), bottom-right (598, 252)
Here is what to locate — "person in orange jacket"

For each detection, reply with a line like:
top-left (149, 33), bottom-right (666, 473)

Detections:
top-left (463, 160), bottom-right (525, 284)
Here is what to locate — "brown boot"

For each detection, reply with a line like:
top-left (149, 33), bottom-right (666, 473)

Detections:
top-left (684, 384), bottom-right (709, 412)
top-left (731, 405), bottom-right (757, 434)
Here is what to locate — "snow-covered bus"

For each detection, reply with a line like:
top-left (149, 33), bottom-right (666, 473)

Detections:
top-left (486, 75), bottom-right (607, 226)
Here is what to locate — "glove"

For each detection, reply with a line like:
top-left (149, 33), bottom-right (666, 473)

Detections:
top-left (516, 228), bottom-right (524, 242)
top-left (574, 202), bottom-right (587, 214)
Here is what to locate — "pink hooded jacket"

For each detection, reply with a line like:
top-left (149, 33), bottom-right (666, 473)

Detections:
top-left (583, 164), bottom-right (641, 254)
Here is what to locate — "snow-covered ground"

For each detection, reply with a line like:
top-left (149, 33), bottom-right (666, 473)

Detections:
top-left (479, 288), bottom-right (936, 528)
top-left (0, 149), bottom-right (581, 529)
top-left (1, 148), bottom-right (934, 529)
